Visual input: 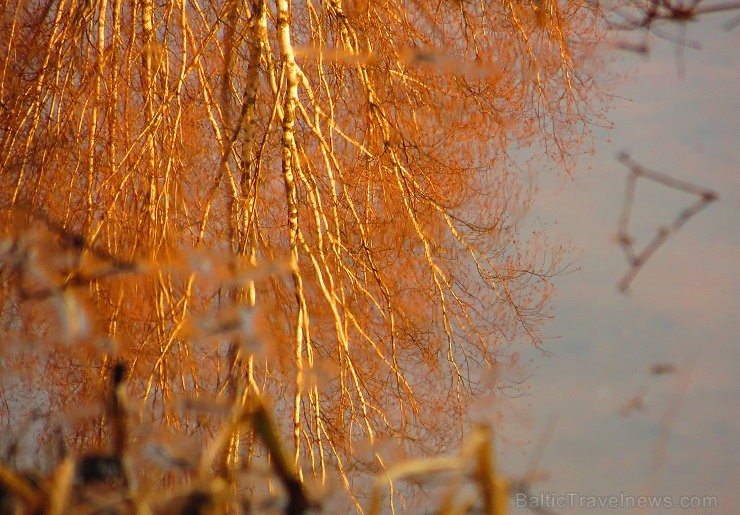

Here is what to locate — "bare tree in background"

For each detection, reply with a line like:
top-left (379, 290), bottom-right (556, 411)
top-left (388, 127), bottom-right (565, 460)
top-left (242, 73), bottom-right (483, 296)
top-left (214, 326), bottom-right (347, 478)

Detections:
top-left (0, 0), bottom-right (603, 506)
top-left (604, 1), bottom-right (737, 289)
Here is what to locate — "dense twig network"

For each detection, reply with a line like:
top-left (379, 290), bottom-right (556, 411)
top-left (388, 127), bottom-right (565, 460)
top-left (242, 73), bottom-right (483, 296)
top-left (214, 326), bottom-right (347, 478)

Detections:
top-left (0, 0), bottom-right (604, 510)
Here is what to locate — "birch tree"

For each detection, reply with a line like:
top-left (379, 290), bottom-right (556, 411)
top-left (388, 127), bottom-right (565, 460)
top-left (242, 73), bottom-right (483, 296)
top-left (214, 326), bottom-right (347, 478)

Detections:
top-left (0, 0), bottom-right (603, 503)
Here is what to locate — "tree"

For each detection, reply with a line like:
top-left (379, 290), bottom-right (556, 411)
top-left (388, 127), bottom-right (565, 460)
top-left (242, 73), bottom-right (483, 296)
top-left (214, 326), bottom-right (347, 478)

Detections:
top-left (0, 0), bottom-right (603, 508)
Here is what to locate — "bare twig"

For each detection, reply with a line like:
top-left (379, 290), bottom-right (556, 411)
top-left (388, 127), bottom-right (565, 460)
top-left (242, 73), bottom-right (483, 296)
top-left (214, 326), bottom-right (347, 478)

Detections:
top-left (615, 153), bottom-right (717, 292)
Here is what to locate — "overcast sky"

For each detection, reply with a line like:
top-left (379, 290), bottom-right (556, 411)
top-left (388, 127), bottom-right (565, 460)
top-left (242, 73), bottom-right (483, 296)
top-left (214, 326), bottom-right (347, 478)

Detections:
top-left (501, 12), bottom-right (739, 515)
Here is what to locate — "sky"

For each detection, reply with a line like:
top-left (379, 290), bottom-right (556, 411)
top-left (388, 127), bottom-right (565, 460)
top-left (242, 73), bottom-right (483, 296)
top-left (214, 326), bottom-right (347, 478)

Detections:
top-left (498, 12), bottom-right (739, 515)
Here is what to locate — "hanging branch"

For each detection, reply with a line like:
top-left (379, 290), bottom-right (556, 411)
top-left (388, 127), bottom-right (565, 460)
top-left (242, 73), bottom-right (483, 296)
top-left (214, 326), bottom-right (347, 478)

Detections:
top-left (615, 153), bottom-right (718, 292)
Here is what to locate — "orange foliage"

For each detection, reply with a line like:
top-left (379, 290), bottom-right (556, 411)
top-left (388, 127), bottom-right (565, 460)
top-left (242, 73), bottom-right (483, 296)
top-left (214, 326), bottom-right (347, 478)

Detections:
top-left (0, 0), bottom-right (603, 504)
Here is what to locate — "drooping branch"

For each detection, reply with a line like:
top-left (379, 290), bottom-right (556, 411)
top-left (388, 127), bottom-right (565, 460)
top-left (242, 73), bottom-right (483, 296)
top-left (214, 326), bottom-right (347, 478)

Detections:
top-left (615, 153), bottom-right (718, 292)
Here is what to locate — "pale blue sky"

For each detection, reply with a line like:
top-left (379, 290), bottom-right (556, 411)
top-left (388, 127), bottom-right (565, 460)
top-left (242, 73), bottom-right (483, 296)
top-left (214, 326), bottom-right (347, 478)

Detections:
top-left (501, 12), bottom-right (739, 515)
